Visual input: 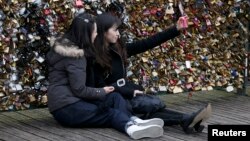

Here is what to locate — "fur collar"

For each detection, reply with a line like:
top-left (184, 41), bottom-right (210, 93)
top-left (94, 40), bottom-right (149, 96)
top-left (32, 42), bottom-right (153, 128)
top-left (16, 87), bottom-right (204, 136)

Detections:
top-left (50, 36), bottom-right (84, 58)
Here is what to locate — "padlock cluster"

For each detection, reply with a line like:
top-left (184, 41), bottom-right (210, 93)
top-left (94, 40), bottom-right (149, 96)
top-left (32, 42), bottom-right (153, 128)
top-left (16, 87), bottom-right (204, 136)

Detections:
top-left (0, 0), bottom-right (249, 111)
top-left (125, 0), bottom-right (249, 94)
top-left (0, 0), bottom-right (121, 111)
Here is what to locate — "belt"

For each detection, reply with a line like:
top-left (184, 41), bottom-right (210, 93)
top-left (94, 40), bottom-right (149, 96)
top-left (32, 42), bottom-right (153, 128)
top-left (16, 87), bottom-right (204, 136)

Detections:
top-left (116, 78), bottom-right (126, 87)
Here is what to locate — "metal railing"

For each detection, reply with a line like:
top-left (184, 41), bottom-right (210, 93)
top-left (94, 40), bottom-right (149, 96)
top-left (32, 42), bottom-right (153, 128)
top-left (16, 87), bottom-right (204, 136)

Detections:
top-left (237, 22), bottom-right (249, 95)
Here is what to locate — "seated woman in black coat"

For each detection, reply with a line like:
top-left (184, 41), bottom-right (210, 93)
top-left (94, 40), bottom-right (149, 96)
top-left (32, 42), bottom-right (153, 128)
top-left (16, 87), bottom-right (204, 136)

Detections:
top-left (92, 12), bottom-right (212, 134)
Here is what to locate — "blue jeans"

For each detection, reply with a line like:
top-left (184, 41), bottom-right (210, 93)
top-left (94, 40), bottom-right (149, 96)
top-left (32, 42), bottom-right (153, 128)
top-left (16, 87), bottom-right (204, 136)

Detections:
top-left (52, 92), bottom-right (131, 133)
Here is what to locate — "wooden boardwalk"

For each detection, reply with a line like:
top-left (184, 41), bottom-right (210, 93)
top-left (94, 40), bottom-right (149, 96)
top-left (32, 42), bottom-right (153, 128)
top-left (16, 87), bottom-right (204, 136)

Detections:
top-left (0, 89), bottom-right (249, 141)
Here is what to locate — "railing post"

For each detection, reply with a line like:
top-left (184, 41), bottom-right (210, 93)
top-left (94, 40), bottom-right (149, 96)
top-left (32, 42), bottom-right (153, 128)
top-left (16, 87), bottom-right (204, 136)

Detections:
top-left (237, 21), bottom-right (249, 95)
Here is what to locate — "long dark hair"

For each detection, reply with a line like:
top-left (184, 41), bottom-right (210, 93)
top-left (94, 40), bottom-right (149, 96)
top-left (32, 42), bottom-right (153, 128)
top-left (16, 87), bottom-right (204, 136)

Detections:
top-left (63, 13), bottom-right (96, 57)
top-left (94, 12), bottom-right (127, 71)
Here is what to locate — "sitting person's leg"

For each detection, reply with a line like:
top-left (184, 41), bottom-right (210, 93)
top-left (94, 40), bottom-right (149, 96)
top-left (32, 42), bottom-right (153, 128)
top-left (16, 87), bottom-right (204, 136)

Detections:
top-left (146, 103), bottom-right (212, 134)
top-left (52, 99), bottom-right (164, 139)
top-left (110, 108), bottom-right (164, 140)
top-left (101, 92), bottom-right (165, 127)
top-left (99, 92), bottom-right (133, 116)
top-left (51, 100), bottom-right (112, 128)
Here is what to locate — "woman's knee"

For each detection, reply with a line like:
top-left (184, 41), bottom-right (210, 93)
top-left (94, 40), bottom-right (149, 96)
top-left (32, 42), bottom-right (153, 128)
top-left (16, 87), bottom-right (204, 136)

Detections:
top-left (108, 92), bottom-right (123, 99)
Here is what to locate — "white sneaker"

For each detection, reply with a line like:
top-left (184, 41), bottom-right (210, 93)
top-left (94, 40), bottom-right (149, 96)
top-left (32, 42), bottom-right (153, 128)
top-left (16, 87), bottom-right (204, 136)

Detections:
top-left (126, 124), bottom-right (163, 140)
top-left (134, 118), bottom-right (164, 127)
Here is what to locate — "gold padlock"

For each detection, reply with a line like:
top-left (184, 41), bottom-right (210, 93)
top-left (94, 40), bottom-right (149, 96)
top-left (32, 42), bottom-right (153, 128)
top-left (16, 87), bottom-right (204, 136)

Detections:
top-left (41, 95), bottom-right (48, 104)
top-left (28, 94), bottom-right (36, 103)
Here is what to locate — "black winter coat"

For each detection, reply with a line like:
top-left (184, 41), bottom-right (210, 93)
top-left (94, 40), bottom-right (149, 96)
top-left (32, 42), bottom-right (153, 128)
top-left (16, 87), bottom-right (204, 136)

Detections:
top-left (91, 26), bottom-right (180, 99)
top-left (46, 37), bottom-right (106, 113)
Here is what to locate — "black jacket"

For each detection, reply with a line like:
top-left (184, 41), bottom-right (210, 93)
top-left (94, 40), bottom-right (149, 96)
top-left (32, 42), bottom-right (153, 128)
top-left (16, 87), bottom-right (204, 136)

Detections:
top-left (91, 26), bottom-right (180, 99)
top-left (46, 37), bottom-right (106, 113)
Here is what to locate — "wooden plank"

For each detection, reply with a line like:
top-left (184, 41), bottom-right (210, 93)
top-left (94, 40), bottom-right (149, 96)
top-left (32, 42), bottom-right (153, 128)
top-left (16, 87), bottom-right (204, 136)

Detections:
top-left (0, 114), bottom-right (72, 141)
top-left (168, 103), bottom-right (249, 125)
top-left (168, 106), bottom-right (247, 133)
top-left (174, 101), bottom-right (249, 123)
top-left (15, 110), bottom-right (129, 141)
top-left (1, 112), bottom-right (98, 141)
top-left (169, 93), bottom-right (250, 123)
top-left (0, 130), bottom-right (29, 141)
top-left (164, 95), bottom-right (250, 134)
top-left (188, 100), bottom-right (250, 123)
top-left (189, 93), bottom-right (250, 108)
top-left (0, 120), bottom-right (49, 141)
top-left (161, 90), bottom-right (237, 105)
top-left (163, 126), bottom-right (206, 141)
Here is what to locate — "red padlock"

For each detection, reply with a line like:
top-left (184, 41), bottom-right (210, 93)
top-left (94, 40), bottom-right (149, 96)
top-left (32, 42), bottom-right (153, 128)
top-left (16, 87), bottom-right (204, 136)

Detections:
top-left (43, 9), bottom-right (51, 15)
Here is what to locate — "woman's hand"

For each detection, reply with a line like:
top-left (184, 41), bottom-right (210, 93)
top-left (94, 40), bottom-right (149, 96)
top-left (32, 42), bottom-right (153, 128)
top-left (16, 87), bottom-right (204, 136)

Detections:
top-left (103, 86), bottom-right (115, 94)
top-left (133, 90), bottom-right (144, 97)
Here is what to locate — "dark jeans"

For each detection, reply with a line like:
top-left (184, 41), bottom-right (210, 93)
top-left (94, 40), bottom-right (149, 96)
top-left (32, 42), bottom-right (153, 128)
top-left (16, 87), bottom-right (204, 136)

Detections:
top-left (52, 92), bottom-right (132, 133)
top-left (147, 108), bottom-right (187, 126)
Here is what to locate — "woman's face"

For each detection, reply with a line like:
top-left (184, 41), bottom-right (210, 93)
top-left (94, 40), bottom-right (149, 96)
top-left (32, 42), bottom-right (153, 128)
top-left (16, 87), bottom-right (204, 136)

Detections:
top-left (104, 24), bottom-right (120, 44)
top-left (91, 23), bottom-right (98, 43)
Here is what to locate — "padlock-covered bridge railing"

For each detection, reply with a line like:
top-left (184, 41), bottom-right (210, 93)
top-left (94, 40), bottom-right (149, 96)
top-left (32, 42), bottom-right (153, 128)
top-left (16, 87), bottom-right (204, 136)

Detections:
top-left (0, 0), bottom-right (249, 111)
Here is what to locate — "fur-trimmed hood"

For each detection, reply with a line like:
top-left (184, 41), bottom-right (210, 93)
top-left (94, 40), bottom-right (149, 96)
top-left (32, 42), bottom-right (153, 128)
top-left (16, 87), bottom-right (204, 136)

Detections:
top-left (46, 36), bottom-right (84, 66)
top-left (50, 36), bottom-right (84, 58)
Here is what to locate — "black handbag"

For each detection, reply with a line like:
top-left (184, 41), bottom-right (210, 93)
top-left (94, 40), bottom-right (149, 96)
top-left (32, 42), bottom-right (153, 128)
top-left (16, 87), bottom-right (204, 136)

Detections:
top-left (130, 94), bottom-right (166, 115)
